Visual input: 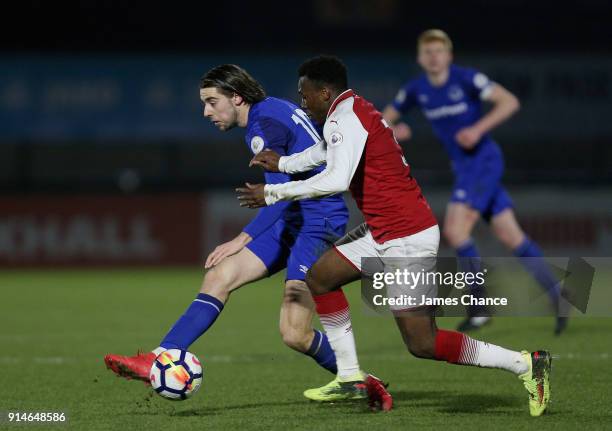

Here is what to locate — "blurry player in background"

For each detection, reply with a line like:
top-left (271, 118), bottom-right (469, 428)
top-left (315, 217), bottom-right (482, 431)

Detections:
top-left (382, 29), bottom-right (567, 334)
top-left (105, 64), bottom-right (390, 403)
top-left (241, 55), bottom-right (552, 416)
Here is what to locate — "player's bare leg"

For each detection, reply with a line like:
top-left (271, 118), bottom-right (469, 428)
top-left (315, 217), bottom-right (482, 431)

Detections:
top-left (199, 247), bottom-right (269, 300)
top-left (279, 280), bottom-right (317, 352)
top-left (307, 247), bottom-right (362, 296)
top-left (279, 280), bottom-right (340, 375)
top-left (443, 202), bottom-right (480, 248)
top-left (393, 309), bottom-right (438, 359)
top-left (489, 208), bottom-right (524, 249)
top-left (305, 248), bottom-right (393, 410)
top-left (394, 311), bottom-right (551, 416)
top-left (104, 248), bottom-right (267, 381)
top-left (444, 202), bottom-right (491, 331)
top-left (491, 208), bottom-right (568, 334)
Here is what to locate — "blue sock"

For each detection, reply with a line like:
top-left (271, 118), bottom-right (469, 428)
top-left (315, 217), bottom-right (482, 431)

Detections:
top-left (514, 238), bottom-right (560, 303)
top-left (306, 330), bottom-right (337, 374)
top-left (160, 293), bottom-right (224, 350)
top-left (456, 239), bottom-right (487, 317)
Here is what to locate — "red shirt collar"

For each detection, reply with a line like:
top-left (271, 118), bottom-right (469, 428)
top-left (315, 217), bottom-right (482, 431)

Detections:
top-left (327, 89), bottom-right (354, 118)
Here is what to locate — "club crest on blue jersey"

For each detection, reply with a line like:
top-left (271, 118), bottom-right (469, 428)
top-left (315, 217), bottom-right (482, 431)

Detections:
top-left (473, 73), bottom-right (490, 89)
top-left (250, 136), bottom-right (264, 154)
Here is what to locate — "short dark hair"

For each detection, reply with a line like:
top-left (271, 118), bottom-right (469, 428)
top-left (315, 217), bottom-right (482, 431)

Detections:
top-left (200, 64), bottom-right (266, 105)
top-left (298, 55), bottom-right (348, 92)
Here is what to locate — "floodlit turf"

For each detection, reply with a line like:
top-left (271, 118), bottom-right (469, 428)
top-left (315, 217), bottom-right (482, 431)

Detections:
top-left (1, 268), bottom-right (611, 430)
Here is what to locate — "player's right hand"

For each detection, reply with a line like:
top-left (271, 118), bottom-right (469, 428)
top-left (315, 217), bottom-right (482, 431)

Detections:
top-left (392, 122), bottom-right (412, 141)
top-left (204, 233), bottom-right (252, 269)
top-left (249, 149), bottom-right (281, 172)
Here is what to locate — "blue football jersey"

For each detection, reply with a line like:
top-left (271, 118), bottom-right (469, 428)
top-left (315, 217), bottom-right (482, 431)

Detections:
top-left (393, 65), bottom-right (499, 164)
top-left (242, 97), bottom-right (348, 239)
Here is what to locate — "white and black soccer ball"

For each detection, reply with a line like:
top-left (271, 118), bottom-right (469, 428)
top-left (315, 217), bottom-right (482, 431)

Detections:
top-left (149, 349), bottom-right (203, 400)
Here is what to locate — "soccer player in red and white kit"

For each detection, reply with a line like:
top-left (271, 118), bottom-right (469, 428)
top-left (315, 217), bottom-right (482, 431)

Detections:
top-left (239, 55), bottom-right (551, 416)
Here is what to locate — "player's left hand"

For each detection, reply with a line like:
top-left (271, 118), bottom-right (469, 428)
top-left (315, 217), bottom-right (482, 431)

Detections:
top-left (455, 126), bottom-right (482, 149)
top-left (204, 232), bottom-right (251, 269)
top-left (236, 183), bottom-right (266, 208)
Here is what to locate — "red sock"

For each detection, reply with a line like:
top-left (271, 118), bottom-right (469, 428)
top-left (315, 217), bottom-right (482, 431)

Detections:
top-left (434, 329), bottom-right (528, 374)
top-left (434, 329), bottom-right (476, 364)
top-left (313, 289), bottom-right (350, 324)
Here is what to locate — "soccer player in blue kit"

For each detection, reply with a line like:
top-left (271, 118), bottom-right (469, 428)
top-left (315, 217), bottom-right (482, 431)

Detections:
top-left (383, 29), bottom-right (567, 334)
top-left (105, 64), bottom-right (391, 403)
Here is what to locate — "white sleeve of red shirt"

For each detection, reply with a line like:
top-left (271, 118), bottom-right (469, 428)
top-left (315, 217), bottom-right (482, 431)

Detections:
top-left (277, 139), bottom-right (327, 174)
top-left (264, 99), bottom-right (367, 205)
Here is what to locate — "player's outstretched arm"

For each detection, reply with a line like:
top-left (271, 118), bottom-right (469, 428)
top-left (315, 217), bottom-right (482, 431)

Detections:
top-left (382, 105), bottom-right (401, 124)
top-left (250, 140), bottom-right (327, 174)
top-left (382, 105), bottom-right (412, 141)
top-left (384, 81), bottom-right (418, 142)
top-left (238, 117), bottom-right (367, 208)
top-left (456, 84), bottom-right (520, 149)
top-left (474, 83), bottom-right (520, 134)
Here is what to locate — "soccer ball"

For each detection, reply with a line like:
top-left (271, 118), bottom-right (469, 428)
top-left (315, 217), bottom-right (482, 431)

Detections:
top-left (149, 349), bottom-right (203, 400)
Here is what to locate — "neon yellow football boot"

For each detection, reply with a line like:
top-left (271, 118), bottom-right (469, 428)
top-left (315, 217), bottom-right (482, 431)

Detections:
top-left (303, 372), bottom-right (367, 402)
top-left (518, 350), bottom-right (552, 416)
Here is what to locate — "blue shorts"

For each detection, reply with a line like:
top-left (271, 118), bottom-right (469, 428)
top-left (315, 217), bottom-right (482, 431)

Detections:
top-left (450, 148), bottom-right (513, 221)
top-left (246, 216), bottom-right (346, 281)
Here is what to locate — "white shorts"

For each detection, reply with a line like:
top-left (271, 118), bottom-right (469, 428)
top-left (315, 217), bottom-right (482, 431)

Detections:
top-left (334, 223), bottom-right (440, 311)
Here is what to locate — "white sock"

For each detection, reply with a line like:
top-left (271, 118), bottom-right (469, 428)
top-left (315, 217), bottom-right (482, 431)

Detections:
top-left (460, 337), bottom-right (529, 375)
top-left (318, 309), bottom-right (360, 379)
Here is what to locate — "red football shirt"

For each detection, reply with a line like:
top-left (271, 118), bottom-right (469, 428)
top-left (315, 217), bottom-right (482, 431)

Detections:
top-left (328, 90), bottom-right (437, 243)
top-left (265, 89), bottom-right (438, 243)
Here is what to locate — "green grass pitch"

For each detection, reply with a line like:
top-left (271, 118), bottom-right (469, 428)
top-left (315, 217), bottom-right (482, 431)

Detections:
top-left (1, 268), bottom-right (611, 430)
